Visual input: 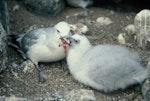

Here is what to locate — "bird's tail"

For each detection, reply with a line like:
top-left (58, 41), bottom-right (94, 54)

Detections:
top-left (7, 34), bottom-right (25, 49)
top-left (133, 68), bottom-right (148, 84)
top-left (8, 33), bottom-right (28, 59)
top-left (8, 35), bottom-right (19, 49)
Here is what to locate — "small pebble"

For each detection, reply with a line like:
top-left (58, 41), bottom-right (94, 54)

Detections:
top-left (96, 17), bottom-right (113, 26)
top-left (118, 33), bottom-right (126, 45)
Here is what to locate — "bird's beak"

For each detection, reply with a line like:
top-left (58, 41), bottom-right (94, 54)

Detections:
top-left (60, 36), bottom-right (71, 54)
top-left (60, 37), bottom-right (70, 47)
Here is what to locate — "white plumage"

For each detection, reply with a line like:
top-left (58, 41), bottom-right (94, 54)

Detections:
top-left (66, 34), bottom-right (148, 92)
top-left (9, 21), bottom-right (71, 82)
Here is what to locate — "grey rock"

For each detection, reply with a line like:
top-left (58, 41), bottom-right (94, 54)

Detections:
top-left (96, 17), bottom-right (113, 26)
top-left (66, 0), bottom-right (93, 8)
top-left (21, 60), bottom-right (34, 73)
top-left (12, 4), bottom-right (20, 12)
top-left (124, 24), bottom-right (136, 34)
top-left (4, 95), bottom-right (27, 101)
top-left (0, 23), bottom-right (8, 73)
top-left (142, 79), bottom-right (150, 101)
top-left (64, 89), bottom-right (96, 101)
top-left (0, 0), bottom-right (9, 34)
top-left (66, 11), bottom-right (88, 19)
top-left (142, 59), bottom-right (150, 101)
top-left (11, 62), bottom-right (18, 69)
top-left (21, 0), bottom-right (65, 17)
top-left (0, 96), bottom-right (28, 101)
top-left (70, 23), bottom-right (89, 35)
top-left (0, 0), bottom-right (9, 73)
top-left (0, 96), bottom-right (5, 101)
top-left (147, 58), bottom-right (150, 80)
top-left (117, 33), bottom-right (126, 45)
top-left (134, 9), bottom-right (150, 49)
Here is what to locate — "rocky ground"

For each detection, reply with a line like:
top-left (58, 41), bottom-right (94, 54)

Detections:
top-left (0, 0), bottom-right (150, 101)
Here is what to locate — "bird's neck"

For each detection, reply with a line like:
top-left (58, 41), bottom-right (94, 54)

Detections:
top-left (67, 42), bottom-right (91, 73)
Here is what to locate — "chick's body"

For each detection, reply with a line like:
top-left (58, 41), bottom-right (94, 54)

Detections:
top-left (67, 35), bottom-right (148, 92)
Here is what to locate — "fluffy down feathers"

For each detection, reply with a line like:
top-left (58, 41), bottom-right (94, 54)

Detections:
top-left (66, 34), bottom-right (148, 92)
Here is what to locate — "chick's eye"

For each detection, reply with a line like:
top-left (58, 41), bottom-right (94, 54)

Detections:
top-left (74, 39), bottom-right (79, 43)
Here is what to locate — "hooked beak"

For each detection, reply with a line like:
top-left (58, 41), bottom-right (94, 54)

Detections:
top-left (60, 36), bottom-right (71, 47)
top-left (59, 37), bottom-right (70, 54)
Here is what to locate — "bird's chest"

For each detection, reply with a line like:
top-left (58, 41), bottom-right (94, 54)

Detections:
top-left (27, 41), bottom-right (66, 63)
top-left (41, 45), bottom-right (66, 62)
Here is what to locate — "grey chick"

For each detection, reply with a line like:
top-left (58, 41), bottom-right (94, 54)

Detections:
top-left (63, 34), bottom-right (148, 92)
top-left (66, 0), bottom-right (93, 8)
top-left (9, 21), bottom-right (71, 83)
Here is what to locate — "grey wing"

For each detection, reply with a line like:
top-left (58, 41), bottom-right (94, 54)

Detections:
top-left (20, 27), bottom-right (53, 52)
top-left (20, 31), bottom-right (39, 52)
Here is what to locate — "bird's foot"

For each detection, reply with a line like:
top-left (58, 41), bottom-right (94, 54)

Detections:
top-left (60, 60), bottom-right (70, 75)
top-left (60, 59), bottom-right (68, 70)
top-left (39, 72), bottom-right (47, 83)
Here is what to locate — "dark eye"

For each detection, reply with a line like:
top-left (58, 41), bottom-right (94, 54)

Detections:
top-left (57, 29), bottom-right (60, 33)
top-left (74, 39), bottom-right (79, 43)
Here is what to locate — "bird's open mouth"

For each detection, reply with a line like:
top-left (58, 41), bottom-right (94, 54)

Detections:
top-left (60, 37), bottom-right (70, 54)
top-left (60, 38), bottom-right (70, 46)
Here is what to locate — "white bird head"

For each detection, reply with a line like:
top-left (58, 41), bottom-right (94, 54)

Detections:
top-left (54, 21), bottom-right (71, 37)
